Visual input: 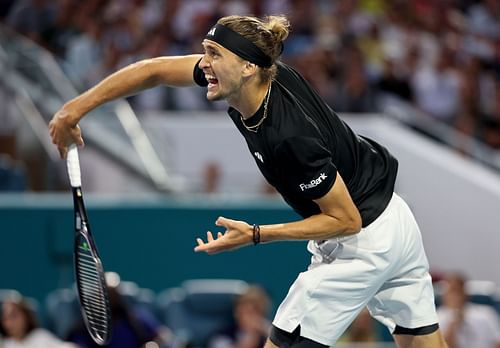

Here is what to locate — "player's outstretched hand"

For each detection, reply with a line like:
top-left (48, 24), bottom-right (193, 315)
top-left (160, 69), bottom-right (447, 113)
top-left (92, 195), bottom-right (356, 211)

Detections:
top-left (194, 216), bottom-right (253, 254)
top-left (49, 107), bottom-right (84, 159)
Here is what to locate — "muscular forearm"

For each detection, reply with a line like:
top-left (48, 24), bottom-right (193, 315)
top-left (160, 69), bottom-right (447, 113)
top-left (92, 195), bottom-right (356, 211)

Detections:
top-left (260, 176), bottom-right (362, 243)
top-left (63, 54), bottom-right (202, 123)
top-left (63, 60), bottom-right (158, 119)
top-left (194, 172), bottom-right (362, 254)
top-left (49, 54), bottom-right (203, 158)
top-left (260, 212), bottom-right (361, 243)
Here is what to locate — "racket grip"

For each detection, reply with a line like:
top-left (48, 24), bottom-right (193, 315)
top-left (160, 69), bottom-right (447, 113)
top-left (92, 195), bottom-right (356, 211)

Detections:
top-left (67, 144), bottom-right (82, 187)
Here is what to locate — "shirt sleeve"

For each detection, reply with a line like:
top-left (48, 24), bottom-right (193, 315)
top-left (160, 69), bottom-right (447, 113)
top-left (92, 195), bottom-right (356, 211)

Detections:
top-left (193, 58), bottom-right (208, 87)
top-left (274, 136), bottom-right (337, 200)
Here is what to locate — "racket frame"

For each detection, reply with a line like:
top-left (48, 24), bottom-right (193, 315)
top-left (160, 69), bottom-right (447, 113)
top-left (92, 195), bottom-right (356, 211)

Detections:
top-left (68, 145), bottom-right (112, 345)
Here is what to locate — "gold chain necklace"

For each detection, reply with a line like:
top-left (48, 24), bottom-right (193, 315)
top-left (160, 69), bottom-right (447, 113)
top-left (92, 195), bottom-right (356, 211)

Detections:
top-left (240, 84), bottom-right (271, 133)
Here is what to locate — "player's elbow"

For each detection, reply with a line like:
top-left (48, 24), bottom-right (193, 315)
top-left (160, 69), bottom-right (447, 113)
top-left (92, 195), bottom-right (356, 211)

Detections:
top-left (343, 211), bottom-right (362, 236)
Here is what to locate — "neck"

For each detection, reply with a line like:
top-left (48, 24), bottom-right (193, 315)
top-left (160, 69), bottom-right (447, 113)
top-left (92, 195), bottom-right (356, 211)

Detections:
top-left (229, 80), bottom-right (270, 119)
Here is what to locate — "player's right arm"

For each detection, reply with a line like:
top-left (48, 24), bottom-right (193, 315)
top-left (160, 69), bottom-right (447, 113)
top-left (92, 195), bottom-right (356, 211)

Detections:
top-left (49, 54), bottom-right (203, 158)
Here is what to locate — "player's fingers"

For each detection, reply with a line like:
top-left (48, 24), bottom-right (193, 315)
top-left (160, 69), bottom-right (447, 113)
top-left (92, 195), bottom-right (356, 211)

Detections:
top-left (195, 245), bottom-right (217, 254)
top-left (217, 232), bottom-right (223, 238)
top-left (194, 243), bottom-right (206, 252)
top-left (194, 241), bottom-right (218, 253)
top-left (58, 146), bottom-right (68, 160)
top-left (207, 231), bottom-right (214, 242)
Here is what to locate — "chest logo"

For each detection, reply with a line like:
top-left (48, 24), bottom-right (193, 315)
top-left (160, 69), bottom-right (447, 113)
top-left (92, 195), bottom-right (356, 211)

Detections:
top-left (254, 152), bottom-right (264, 163)
top-left (299, 173), bottom-right (328, 191)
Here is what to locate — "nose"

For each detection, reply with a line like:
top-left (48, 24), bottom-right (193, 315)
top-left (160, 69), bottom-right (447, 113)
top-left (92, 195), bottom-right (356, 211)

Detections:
top-left (199, 54), bottom-right (210, 69)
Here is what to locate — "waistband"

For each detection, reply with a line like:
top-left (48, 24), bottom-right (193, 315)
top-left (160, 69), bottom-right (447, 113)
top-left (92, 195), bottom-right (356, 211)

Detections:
top-left (310, 192), bottom-right (399, 263)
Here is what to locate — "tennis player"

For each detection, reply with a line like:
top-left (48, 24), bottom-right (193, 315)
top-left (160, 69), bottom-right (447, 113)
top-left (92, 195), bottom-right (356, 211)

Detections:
top-left (49, 15), bottom-right (447, 348)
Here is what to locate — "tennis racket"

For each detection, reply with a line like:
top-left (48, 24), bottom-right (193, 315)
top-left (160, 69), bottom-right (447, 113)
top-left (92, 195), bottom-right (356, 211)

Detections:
top-left (67, 144), bottom-right (112, 345)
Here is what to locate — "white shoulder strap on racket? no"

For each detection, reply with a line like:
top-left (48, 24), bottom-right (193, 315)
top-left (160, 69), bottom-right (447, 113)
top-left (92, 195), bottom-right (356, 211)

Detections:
top-left (67, 144), bottom-right (82, 188)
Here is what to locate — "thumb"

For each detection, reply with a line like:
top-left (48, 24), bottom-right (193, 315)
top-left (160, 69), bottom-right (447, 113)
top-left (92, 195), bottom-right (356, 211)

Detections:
top-left (72, 125), bottom-right (85, 147)
top-left (215, 216), bottom-right (232, 228)
top-left (76, 136), bottom-right (85, 147)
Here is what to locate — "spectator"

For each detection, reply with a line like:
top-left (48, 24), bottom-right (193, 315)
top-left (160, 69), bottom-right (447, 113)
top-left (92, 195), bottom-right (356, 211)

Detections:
top-left (4, 0), bottom-right (500, 190)
top-left (6, 0), bottom-right (57, 47)
top-left (0, 293), bottom-right (78, 348)
top-left (0, 0), bottom-right (16, 20)
top-left (334, 46), bottom-right (376, 113)
top-left (357, 21), bottom-right (385, 80)
top-left (478, 77), bottom-right (500, 148)
top-left (465, 0), bottom-right (500, 40)
top-left (376, 57), bottom-right (413, 102)
top-left (0, 86), bottom-right (20, 160)
top-left (437, 272), bottom-right (500, 348)
top-left (0, 154), bottom-right (27, 191)
top-left (64, 16), bottom-right (106, 90)
top-left (129, 29), bottom-right (193, 111)
top-left (411, 47), bottom-right (461, 124)
top-left (209, 285), bottom-right (271, 348)
top-left (202, 160), bottom-right (222, 194)
top-left (67, 280), bottom-right (171, 348)
top-left (337, 307), bottom-right (383, 344)
top-left (43, 0), bottom-right (81, 57)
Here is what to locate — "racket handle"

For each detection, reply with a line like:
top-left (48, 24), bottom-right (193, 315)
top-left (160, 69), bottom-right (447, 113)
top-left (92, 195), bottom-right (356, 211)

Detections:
top-left (67, 144), bottom-right (82, 187)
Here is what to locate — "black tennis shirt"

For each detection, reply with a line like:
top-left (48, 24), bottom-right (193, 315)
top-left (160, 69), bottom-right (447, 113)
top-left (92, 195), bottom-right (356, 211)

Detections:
top-left (194, 61), bottom-right (398, 227)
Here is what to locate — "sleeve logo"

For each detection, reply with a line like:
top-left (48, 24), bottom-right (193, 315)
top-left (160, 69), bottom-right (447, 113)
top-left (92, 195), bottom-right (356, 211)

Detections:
top-left (254, 151), bottom-right (264, 163)
top-left (299, 173), bottom-right (328, 191)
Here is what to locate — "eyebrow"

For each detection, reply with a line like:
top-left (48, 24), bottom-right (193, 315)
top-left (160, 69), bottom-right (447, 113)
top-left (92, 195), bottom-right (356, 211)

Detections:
top-left (202, 40), bottom-right (222, 54)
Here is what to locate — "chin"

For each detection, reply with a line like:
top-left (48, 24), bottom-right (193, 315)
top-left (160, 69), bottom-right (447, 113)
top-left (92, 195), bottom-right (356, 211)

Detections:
top-left (206, 91), bottom-right (224, 102)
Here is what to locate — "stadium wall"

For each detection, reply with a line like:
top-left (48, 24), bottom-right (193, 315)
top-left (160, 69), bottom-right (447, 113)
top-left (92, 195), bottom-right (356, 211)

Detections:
top-left (0, 194), bottom-right (308, 313)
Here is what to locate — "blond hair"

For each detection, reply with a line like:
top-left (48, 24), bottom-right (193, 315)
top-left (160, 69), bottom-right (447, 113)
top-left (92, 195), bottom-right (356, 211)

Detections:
top-left (218, 15), bottom-right (290, 82)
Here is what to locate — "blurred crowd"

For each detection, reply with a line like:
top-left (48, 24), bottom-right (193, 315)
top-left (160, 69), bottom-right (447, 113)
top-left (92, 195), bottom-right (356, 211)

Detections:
top-left (2, 271), bottom-right (500, 348)
top-left (0, 277), bottom-right (274, 348)
top-left (1, 0), bottom-right (499, 149)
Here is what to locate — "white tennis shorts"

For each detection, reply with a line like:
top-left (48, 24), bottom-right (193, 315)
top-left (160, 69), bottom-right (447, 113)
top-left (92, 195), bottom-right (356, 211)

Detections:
top-left (272, 193), bottom-right (439, 346)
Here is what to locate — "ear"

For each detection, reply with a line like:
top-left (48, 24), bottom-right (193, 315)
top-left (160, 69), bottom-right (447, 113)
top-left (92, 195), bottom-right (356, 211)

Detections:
top-left (241, 61), bottom-right (258, 77)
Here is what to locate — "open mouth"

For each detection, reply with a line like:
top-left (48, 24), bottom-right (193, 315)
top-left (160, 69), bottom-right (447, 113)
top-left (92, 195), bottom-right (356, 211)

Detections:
top-left (206, 74), bottom-right (219, 89)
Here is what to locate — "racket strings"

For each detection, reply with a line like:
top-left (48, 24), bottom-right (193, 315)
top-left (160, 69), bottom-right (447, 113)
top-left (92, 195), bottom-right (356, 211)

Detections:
top-left (76, 243), bottom-right (111, 342)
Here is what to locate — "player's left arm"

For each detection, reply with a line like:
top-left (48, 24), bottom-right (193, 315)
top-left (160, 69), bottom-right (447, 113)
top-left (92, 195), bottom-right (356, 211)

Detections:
top-left (262, 171), bottom-right (362, 241)
top-left (194, 171), bottom-right (361, 254)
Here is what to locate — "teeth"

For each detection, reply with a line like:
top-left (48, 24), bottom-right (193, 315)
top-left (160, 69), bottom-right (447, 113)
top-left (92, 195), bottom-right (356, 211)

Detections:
top-left (205, 74), bottom-right (216, 80)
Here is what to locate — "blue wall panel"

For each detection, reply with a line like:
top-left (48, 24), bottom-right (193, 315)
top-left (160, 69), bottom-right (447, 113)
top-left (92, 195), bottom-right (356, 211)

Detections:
top-left (0, 195), bottom-right (310, 315)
